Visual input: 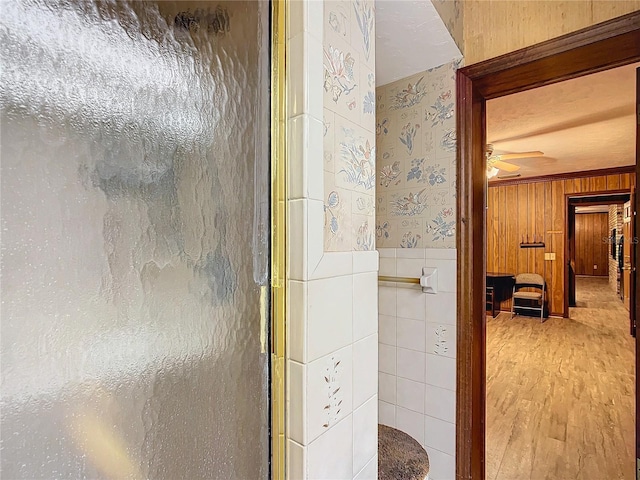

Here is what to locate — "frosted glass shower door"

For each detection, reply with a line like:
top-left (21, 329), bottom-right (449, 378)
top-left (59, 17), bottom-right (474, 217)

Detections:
top-left (1, 1), bottom-right (271, 478)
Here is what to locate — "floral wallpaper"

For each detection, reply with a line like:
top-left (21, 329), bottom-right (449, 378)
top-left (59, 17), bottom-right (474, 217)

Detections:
top-left (323, 0), bottom-right (376, 252)
top-left (375, 59), bottom-right (462, 249)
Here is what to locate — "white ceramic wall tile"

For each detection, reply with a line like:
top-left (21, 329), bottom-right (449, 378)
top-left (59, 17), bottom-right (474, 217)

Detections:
top-left (287, 0), bottom-right (323, 41)
top-left (288, 32), bottom-right (323, 120)
top-left (427, 259), bottom-right (456, 292)
top-left (289, 280), bottom-right (307, 362)
top-left (378, 372), bottom-right (396, 404)
top-left (288, 360), bottom-right (306, 444)
top-left (425, 353), bottom-right (456, 391)
top-left (289, 199), bottom-right (308, 281)
top-left (397, 317), bottom-right (426, 352)
top-left (395, 407), bottom-right (425, 446)
top-left (288, 440), bottom-right (306, 480)
top-left (377, 248), bottom-right (396, 259)
top-left (288, 115), bottom-right (324, 201)
top-left (287, 0), bottom-right (304, 40)
top-left (378, 343), bottom-right (396, 375)
top-left (379, 257), bottom-right (396, 276)
top-left (352, 334), bottom-right (378, 409)
top-left (311, 251), bottom-right (353, 279)
top-left (378, 314), bottom-right (396, 346)
top-left (425, 385), bottom-right (456, 424)
top-left (378, 286), bottom-right (396, 316)
top-left (307, 33), bottom-right (324, 120)
top-left (307, 199), bottom-right (325, 275)
top-left (307, 415), bottom-right (353, 480)
top-left (396, 257), bottom-right (425, 277)
top-left (306, 345), bottom-right (353, 444)
top-left (424, 248), bottom-right (457, 260)
top-left (396, 287), bottom-right (426, 320)
top-left (424, 416), bottom-right (456, 456)
top-left (426, 323), bottom-right (456, 358)
top-left (396, 248), bottom-right (425, 259)
top-left (352, 396), bottom-right (377, 475)
top-left (426, 447), bottom-right (455, 480)
top-left (396, 348), bottom-right (426, 384)
top-left (353, 272), bottom-right (378, 341)
top-left (307, 275), bottom-right (353, 361)
top-left (288, 114), bottom-right (306, 200)
top-left (307, 0), bottom-right (324, 41)
top-left (354, 454), bottom-right (378, 480)
top-left (287, 33), bottom-right (307, 118)
top-left (397, 377), bottom-right (425, 414)
top-left (353, 250), bottom-right (379, 274)
top-left (425, 291), bottom-right (456, 325)
top-left (378, 400), bottom-right (396, 427)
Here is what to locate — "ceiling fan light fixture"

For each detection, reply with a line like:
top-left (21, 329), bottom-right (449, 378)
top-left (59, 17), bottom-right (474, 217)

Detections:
top-left (487, 166), bottom-right (499, 179)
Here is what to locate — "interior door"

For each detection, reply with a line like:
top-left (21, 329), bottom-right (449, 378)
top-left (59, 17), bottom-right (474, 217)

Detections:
top-left (0, 2), bottom-right (271, 478)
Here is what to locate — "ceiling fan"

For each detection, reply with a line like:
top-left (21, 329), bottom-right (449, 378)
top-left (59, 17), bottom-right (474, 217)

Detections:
top-left (486, 144), bottom-right (544, 178)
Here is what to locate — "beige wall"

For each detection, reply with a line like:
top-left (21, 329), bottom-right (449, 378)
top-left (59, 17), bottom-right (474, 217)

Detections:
top-left (462, 0), bottom-right (640, 64)
top-left (375, 59), bottom-right (461, 250)
top-left (323, 0), bottom-right (376, 252)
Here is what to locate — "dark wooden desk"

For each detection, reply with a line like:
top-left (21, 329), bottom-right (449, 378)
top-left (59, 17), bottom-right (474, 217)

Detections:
top-left (486, 272), bottom-right (515, 318)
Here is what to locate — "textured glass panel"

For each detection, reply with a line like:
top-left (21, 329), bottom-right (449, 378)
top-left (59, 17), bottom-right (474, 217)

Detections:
top-left (1, 1), bottom-right (270, 478)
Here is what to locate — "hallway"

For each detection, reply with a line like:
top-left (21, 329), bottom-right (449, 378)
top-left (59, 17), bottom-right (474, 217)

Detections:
top-left (486, 276), bottom-right (635, 480)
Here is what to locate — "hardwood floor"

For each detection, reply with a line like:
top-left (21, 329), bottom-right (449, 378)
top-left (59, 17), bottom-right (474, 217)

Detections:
top-left (486, 276), bottom-right (635, 480)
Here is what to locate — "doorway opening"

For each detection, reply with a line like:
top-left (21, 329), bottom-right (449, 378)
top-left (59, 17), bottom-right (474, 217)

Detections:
top-left (455, 12), bottom-right (640, 479)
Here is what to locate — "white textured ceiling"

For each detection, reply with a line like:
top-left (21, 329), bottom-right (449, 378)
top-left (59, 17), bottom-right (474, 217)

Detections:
top-left (487, 62), bottom-right (639, 181)
top-left (375, 0), bottom-right (461, 86)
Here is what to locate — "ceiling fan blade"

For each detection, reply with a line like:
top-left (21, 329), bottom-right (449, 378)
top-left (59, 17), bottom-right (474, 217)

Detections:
top-left (491, 160), bottom-right (521, 172)
top-left (495, 151), bottom-right (544, 161)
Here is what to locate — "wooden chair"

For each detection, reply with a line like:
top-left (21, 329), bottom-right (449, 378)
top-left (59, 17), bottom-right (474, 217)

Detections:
top-left (511, 273), bottom-right (546, 322)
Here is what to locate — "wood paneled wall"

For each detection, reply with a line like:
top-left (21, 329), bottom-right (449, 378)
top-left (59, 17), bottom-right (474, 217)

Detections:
top-left (575, 213), bottom-right (609, 276)
top-left (487, 172), bottom-right (636, 316)
top-left (462, 1), bottom-right (640, 64)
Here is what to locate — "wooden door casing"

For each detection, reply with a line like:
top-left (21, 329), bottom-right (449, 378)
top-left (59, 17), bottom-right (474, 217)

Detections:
top-left (456, 13), bottom-right (640, 480)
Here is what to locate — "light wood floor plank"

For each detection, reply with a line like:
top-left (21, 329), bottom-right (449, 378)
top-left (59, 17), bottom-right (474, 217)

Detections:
top-left (486, 276), bottom-right (635, 480)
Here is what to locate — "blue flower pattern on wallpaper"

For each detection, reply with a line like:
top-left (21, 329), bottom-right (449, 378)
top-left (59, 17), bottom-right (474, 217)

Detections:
top-left (324, 45), bottom-right (356, 103)
top-left (426, 90), bottom-right (454, 126)
top-left (328, 9), bottom-right (348, 37)
top-left (407, 158), bottom-right (425, 183)
top-left (399, 123), bottom-right (419, 154)
top-left (390, 77), bottom-right (426, 110)
top-left (376, 118), bottom-right (389, 137)
top-left (376, 59), bottom-right (460, 248)
top-left (440, 128), bottom-right (456, 153)
top-left (427, 207), bottom-right (456, 241)
top-left (353, 0), bottom-right (374, 61)
top-left (363, 91), bottom-right (375, 114)
top-left (339, 134), bottom-right (375, 190)
top-left (324, 2), bottom-right (376, 252)
top-left (426, 164), bottom-right (447, 186)
top-left (376, 221), bottom-right (390, 240)
top-left (390, 188), bottom-right (427, 216)
top-left (379, 161), bottom-right (401, 188)
top-left (356, 220), bottom-right (374, 251)
top-left (324, 191), bottom-right (340, 235)
top-left (400, 231), bottom-right (421, 249)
